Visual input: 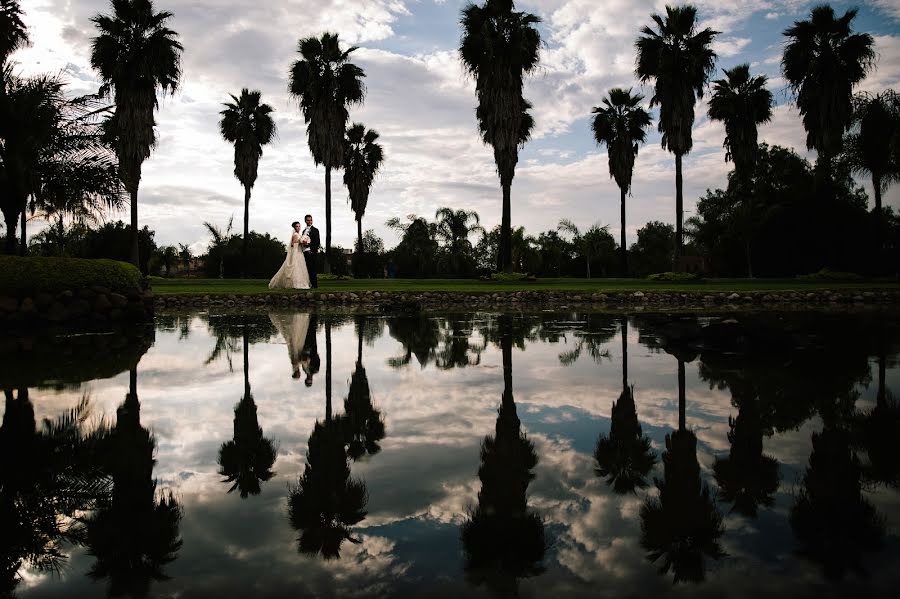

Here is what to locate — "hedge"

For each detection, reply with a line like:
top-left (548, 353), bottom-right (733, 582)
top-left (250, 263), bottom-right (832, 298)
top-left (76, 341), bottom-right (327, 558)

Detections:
top-left (0, 255), bottom-right (143, 297)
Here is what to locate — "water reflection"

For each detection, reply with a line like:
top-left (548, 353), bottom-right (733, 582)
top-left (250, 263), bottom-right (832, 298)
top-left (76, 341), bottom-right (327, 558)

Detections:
top-left (594, 316), bottom-right (656, 493)
top-left (84, 369), bottom-right (182, 597)
top-left (218, 320), bottom-right (278, 498)
top-left (461, 314), bottom-right (546, 596)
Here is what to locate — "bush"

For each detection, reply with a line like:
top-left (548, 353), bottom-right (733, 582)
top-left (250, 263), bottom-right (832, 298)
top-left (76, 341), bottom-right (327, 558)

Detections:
top-left (484, 272), bottom-right (536, 282)
top-left (205, 232), bottom-right (287, 278)
top-left (0, 255), bottom-right (143, 297)
top-left (322, 246), bottom-right (351, 277)
top-left (317, 273), bottom-right (353, 281)
top-left (646, 271), bottom-right (703, 282)
top-left (797, 268), bottom-right (864, 281)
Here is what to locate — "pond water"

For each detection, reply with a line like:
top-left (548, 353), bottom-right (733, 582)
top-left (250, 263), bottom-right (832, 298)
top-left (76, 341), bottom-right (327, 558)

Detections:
top-left (2, 308), bottom-right (900, 598)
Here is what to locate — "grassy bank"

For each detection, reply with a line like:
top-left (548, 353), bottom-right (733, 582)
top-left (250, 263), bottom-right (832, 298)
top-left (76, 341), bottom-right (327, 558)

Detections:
top-left (151, 277), bottom-right (900, 296)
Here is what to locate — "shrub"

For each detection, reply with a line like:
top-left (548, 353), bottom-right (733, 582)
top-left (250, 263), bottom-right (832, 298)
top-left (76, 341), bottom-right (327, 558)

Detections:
top-left (485, 272), bottom-right (536, 282)
top-left (317, 273), bottom-right (353, 281)
top-left (322, 246), bottom-right (351, 277)
top-left (0, 255), bottom-right (143, 297)
top-left (646, 271), bottom-right (703, 282)
top-left (204, 232), bottom-right (287, 278)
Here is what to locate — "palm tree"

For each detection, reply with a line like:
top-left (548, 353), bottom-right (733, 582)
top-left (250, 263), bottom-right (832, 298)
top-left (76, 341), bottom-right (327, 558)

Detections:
top-left (218, 323), bottom-right (277, 498)
top-left (289, 33), bottom-right (365, 274)
top-left (203, 215), bottom-right (233, 279)
top-left (592, 88), bottom-right (652, 276)
top-left (461, 314), bottom-right (545, 595)
top-left (435, 207), bottom-right (483, 276)
top-left (90, 0), bottom-right (183, 269)
top-left (636, 4), bottom-right (718, 263)
top-left (343, 122), bottom-right (383, 257)
top-left (0, 0), bottom-right (28, 64)
top-left (219, 89), bottom-right (276, 278)
top-left (459, 0), bottom-right (541, 273)
top-left (594, 316), bottom-right (656, 493)
top-left (843, 90), bottom-right (900, 256)
top-left (782, 5), bottom-right (874, 189)
top-left (707, 63), bottom-right (773, 277)
top-left (342, 316), bottom-right (385, 461)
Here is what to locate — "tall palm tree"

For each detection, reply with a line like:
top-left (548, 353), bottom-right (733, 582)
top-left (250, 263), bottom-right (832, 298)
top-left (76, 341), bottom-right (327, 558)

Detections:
top-left (0, 0), bottom-right (28, 64)
top-left (343, 122), bottom-right (383, 257)
top-left (460, 0), bottom-right (540, 273)
top-left (289, 33), bottom-right (365, 274)
top-left (592, 88), bottom-right (652, 276)
top-left (782, 5), bottom-right (874, 187)
top-left (707, 64), bottom-right (773, 277)
top-left (636, 4), bottom-right (717, 263)
top-left (218, 322), bottom-right (277, 498)
top-left (843, 90), bottom-right (900, 255)
top-left (219, 89), bottom-right (276, 278)
top-left (90, 0), bottom-right (183, 269)
top-left (461, 314), bottom-right (545, 595)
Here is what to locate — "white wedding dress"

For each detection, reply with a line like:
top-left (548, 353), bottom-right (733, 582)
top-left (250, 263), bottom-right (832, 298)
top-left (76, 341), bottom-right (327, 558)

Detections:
top-left (269, 232), bottom-right (311, 289)
top-left (269, 312), bottom-right (310, 377)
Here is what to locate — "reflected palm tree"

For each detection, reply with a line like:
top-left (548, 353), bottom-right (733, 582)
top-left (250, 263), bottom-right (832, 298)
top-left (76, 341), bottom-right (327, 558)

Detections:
top-left (461, 314), bottom-right (545, 596)
top-left (218, 321), bottom-right (277, 498)
top-left (387, 312), bottom-right (440, 368)
top-left (639, 356), bottom-right (724, 584)
top-left (855, 339), bottom-right (900, 488)
top-left (343, 315), bottom-right (385, 461)
top-left (557, 314), bottom-right (616, 366)
top-left (595, 316), bottom-right (656, 493)
top-left (791, 427), bottom-right (885, 580)
top-left (0, 389), bottom-right (108, 595)
top-left (85, 368), bottom-right (182, 597)
top-left (713, 394), bottom-right (780, 517)
top-left (436, 317), bottom-right (485, 370)
top-left (289, 320), bottom-right (368, 559)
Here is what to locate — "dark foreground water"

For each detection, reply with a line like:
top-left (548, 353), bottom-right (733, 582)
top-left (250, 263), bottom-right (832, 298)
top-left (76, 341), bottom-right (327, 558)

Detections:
top-left (2, 309), bottom-right (900, 598)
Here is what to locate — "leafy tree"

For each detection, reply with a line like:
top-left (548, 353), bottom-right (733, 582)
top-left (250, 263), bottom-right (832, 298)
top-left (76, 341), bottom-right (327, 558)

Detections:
top-left (435, 207), bottom-right (482, 277)
top-left (353, 229), bottom-right (385, 278)
top-left (460, 0), bottom-right (540, 273)
top-left (0, 0), bottom-right (28, 64)
top-left (629, 221), bottom-right (674, 277)
top-left (782, 5), bottom-right (874, 190)
top-left (289, 33), bottom-right (365, 274)
top-left (636, 4), bottom-right (717, 262)
top-left (219, 88), bottom-right (276, 277)
top-left (203, 216), bottom-right (234, 279)
top-left (557, 220), bottom-right (615, 278)
top-left (387, 215), bottom-right (438, 277)
top-left (534, 229), bottom-right (574, 277)
top-left (90, 0), bottom-right (183, 268)
top-left (592, 88), bottom-right (652, 276)
top-left (343, 123), bottom-right (383, 257)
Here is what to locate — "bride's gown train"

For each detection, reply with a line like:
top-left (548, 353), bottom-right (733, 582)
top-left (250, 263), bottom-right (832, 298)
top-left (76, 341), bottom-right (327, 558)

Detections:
top-left (269, 312), bottom-right (311, 378)
top-left (269, 234), bottom-right (311, 289)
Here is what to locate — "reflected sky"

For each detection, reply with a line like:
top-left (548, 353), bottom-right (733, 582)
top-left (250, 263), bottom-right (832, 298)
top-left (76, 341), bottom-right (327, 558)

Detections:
top-left (3, 309), bottom-right (900, 598)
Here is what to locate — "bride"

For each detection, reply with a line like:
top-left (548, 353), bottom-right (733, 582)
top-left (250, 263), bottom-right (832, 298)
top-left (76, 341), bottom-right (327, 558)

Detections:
top-left (269, 221), bottom-right (311, 289)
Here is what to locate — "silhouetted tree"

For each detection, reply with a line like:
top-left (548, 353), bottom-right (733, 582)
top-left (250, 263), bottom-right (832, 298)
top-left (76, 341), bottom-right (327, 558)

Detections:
top-left (461, 314), bottom-right (545, 595)
top-left (219, 88), bottom-right (276, 277)
top-left (460, 0), bottom-right (540, 273)
top-left (218, 323), bottom-right (277, 497)
top-left (289, 33), bottom-right (365, 274)
top-left (90, 0), bottom-right (183, 268)
top-left (343, 122), bottom-right (383, 261)
top-left (592, 88), bottom-right (652, 276)
top-left (342, 316), bottom-right (385, 461)
top-left (636, 4), bottom-right (717, 261)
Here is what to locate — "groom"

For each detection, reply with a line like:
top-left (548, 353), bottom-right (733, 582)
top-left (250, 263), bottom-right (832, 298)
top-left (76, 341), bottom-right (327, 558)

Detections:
top-left (301, 214), bottom-right (321, 288)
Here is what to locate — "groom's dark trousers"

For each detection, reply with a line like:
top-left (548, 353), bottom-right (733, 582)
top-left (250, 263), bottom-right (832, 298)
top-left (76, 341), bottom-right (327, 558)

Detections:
top-left (304, 226), bottom-right (321, 288)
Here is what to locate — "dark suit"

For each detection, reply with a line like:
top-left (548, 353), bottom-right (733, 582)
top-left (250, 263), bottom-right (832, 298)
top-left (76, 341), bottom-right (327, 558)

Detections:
top-left (300, 314), bottom-right (320, 386)
top-left (303, 225), bottom-right (321, 288)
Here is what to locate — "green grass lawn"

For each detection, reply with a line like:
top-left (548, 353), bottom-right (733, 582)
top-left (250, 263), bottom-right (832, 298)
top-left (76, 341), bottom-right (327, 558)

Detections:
top-left (151, 277), bottom-right (900, 295)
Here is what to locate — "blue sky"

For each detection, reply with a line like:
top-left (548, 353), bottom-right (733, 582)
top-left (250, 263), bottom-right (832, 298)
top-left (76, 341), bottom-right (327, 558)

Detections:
top-left (12, 0), bottom-right (900, 253)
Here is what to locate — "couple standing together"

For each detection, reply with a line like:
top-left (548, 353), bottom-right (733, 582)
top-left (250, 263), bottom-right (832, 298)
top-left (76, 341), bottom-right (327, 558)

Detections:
top-left (269, 214), bottom-right (321, 290)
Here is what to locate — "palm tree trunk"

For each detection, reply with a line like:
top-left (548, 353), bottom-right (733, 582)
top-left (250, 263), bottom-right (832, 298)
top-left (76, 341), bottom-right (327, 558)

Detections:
top-left (129, 366), bottom-right (137, 400)
top-left (621, 316), bottom-right (628, 388)
top-left (501, 316), bottom-right (513, 406)
top-left (325, 320), bottom-right (332, 422)
top-left (18, 208), bottom-right (26, 256)
top-left (324, 166), bottom-right (332, 275)
top-left (356, 218), bottom-right (363, 276)
top-left (130, 187), bottom-right (140, 271)
top-left (242, 185), bottom-right (251, 279)
top-left (620, 186), bottom-right (628, 277)
top-left (585, 250), bottom-right (591, 279)
top-left (877, 336), bottom-right (886, 410)
top-left (674, 153), bottom-right (684, 266)
top-left (500, 182), bottom-right (512, 273)
top-left (677, 358), bottom-right (686, 432)
top-left (873, 173), bottom-right (883, 262)
top-left (357, 322), bottom-right (363, 366)
top-left (243, 325), bottom-right (250, 398)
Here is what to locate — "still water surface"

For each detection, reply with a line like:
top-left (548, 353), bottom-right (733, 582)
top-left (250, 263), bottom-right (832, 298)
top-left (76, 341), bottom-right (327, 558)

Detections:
top-left (2, 309), bottom-right (899, 598)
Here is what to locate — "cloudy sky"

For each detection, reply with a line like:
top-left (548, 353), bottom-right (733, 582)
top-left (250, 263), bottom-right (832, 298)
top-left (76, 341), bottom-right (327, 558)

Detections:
top-left (12, 0), bottom-right (900, 252)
